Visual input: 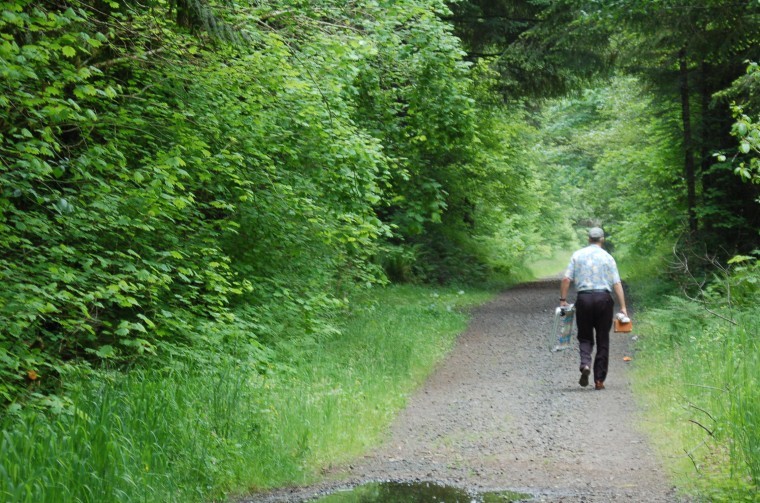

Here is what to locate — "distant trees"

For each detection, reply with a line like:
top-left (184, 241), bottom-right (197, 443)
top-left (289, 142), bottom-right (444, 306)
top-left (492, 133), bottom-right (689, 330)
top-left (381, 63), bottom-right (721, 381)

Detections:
top-left (598, 0), bottom-right (760, 250)
top-left (448, 0), bottom-right (760, 256)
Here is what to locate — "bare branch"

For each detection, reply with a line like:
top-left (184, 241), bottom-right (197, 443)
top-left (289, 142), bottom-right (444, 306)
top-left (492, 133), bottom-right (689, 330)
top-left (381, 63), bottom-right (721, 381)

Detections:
top-left (93, 48), bottom-right (167, 69)
top-left (684, 448), bottom-right (701, 473)
top-left (688, 418), bottom-right (714, 437)
top-left (700, 306), bottom-right (737, 325)
top-left (686, 402), bottom-right (716, 423)
top-left (670, 242), bottom-right (737, 325)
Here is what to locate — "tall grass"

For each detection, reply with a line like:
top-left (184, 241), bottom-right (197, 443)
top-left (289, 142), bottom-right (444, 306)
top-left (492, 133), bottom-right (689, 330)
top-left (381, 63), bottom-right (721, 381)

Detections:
top-left (0, 285), bottom-right (494, 502)
top-left (630, 273), bottom-right (759, 500)
top-left (0, 366), bottom-right (267, 502)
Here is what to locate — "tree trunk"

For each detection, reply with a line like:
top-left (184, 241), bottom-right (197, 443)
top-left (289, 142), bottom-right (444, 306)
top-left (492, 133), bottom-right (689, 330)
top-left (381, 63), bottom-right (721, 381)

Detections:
top-left (175, 0), bottom-right (199, 29)
top-left (699, 61), bottom-right (711, 176)
top-left (679, 47), bottom-right (697, 233)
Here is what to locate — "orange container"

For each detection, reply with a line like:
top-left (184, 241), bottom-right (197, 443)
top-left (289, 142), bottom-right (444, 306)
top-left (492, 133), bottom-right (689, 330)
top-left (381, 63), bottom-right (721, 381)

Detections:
top-left (614, 319), bottom-right (633, 333)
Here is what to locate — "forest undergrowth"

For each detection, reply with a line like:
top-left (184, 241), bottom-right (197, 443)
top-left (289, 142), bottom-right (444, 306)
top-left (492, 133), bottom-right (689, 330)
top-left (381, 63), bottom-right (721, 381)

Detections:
top-left (0, 285), bottom-right (496, 503)
top-left (626, 254), bottom-right (759, 501)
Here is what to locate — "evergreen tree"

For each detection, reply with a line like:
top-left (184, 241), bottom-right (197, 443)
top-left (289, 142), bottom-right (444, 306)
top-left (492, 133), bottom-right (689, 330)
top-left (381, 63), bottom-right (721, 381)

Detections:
top-left (598, 0), bottom-right (760, 252)
top-left (446, 0), bottom-right (612, 98)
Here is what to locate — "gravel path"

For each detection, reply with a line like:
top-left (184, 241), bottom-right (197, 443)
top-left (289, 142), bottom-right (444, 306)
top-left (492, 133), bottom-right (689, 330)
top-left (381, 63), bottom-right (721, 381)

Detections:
top-left (247, 279), bottom-right (687, 502)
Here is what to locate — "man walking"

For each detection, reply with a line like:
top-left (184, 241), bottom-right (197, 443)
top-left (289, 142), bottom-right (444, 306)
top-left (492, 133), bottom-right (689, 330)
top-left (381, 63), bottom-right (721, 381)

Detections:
top-left (559, 227), bottom-right (628, 390)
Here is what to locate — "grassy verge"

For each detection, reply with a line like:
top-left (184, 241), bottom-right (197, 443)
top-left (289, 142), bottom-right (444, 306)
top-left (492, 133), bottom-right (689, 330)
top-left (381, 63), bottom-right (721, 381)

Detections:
top-left (627, 278), bottom-right (759, 501)
top-left (0, 284), bottom-right (497, 502)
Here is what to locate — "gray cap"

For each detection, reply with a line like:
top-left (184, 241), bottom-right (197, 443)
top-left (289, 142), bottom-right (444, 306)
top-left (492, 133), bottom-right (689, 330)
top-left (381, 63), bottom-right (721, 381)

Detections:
top-left (588, 227), bottom-right (605, 239)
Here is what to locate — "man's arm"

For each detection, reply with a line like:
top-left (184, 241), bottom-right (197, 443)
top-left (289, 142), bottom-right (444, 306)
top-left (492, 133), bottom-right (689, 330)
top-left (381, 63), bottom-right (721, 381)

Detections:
top-left (560, 277), bottom-right (571, 306)
top-left (613, 282), bottom-right (627, 315)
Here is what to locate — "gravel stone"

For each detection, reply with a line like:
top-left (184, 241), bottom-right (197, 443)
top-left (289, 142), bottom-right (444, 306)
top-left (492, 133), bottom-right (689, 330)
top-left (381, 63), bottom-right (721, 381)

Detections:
top-left (244, 279), bottom-right (690, 502)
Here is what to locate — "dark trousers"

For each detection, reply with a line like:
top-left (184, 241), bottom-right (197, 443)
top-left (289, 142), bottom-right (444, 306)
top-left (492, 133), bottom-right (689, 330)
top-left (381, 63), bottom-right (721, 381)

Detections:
top-left (575, 291), bottom-right (614, 382)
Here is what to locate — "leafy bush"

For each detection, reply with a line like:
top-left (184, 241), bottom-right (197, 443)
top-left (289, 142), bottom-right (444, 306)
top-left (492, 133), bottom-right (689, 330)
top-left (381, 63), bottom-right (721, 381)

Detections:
top-left (1, 0), bottom-right (557, 405)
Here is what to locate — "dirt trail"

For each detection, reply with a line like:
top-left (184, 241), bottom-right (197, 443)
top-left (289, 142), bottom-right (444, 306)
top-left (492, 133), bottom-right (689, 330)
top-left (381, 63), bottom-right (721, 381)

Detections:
top-left (250, 279), bottom-right (686, 502)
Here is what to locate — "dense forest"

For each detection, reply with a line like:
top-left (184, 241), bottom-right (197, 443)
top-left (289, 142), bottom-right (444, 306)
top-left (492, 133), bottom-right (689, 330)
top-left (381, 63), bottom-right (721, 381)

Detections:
top-left (1, 0), bottom-right (758, 501)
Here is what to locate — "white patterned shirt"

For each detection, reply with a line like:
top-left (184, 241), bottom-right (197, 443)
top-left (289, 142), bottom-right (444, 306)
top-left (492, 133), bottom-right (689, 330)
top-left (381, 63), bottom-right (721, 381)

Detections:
top-left (564, 245), bottom-right (621, 292)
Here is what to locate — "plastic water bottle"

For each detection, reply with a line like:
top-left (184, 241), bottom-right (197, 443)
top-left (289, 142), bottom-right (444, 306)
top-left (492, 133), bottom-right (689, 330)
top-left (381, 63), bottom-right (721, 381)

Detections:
top-left (551, 304), bottom-right (575, 351)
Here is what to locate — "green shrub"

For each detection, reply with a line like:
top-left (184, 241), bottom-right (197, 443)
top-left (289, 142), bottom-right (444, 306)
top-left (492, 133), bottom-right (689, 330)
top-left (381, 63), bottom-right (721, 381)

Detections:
top-left (632, 260), bottom-right (760, 499)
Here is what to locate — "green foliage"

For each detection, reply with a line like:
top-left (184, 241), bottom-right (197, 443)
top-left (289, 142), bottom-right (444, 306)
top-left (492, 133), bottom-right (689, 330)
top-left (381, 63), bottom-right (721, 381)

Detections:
top-left (448, 0), bottom-right (613, 98)
top-left (342, 6), bottom-right (562, 285)
top-left (4, 0), bottom-right (529, 402)
top-left (0, 284), bottom-right (493, 502)
top-left (11, 1), bottom-right (760, 500)
top-left (716, 62), bottom-right (760, 193)
top-left (593, 0), bottom-right (760, 252)
top-left (350, 0), bottom-right (475, 238)
top-left (632, 260), bottom-right (760, 498)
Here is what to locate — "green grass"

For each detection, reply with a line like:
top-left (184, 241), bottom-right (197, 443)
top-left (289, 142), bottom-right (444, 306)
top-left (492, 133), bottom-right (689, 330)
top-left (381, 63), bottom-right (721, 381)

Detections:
top-left (631, 298), bottom-right (759, 501)
top-left (0, 284), bottom-right (496, 502)
top-left (258, 284), bottom-right (496, 482)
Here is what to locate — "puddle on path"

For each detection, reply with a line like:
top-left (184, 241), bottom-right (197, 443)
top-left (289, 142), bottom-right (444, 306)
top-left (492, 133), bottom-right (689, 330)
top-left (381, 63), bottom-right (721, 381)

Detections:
top-left (310, 481), bottom-right (532, 502)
